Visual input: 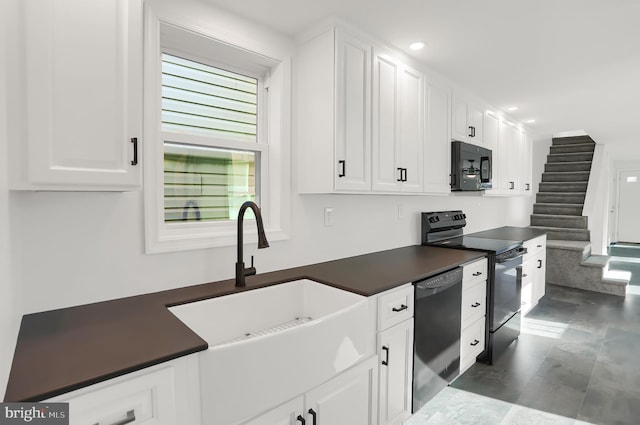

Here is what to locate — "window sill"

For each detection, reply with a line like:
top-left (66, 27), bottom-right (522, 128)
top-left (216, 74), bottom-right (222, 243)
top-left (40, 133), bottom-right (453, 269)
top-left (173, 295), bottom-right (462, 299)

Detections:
top-left (145, 226), bottom-right (289, 254)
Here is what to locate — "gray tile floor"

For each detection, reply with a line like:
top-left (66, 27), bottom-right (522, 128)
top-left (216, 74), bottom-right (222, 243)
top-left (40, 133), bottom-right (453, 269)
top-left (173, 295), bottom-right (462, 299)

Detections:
top-left (406, 283), bottom-right (640, 425)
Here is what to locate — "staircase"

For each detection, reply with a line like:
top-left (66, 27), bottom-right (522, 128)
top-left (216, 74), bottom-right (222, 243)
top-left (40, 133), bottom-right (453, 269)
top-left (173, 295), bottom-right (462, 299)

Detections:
top-left (530, 135), bottom-right (629, 296)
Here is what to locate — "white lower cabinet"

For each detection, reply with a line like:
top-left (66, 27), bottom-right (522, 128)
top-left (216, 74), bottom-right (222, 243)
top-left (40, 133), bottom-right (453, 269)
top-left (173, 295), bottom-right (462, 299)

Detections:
top-left (243, 355), bottom-right (379, 425)
top-left (375, 283), bottom-right (414, 425)
top-left (377, 319), bottom-right (413, 425)
top-left (46, 355), bottom-right (201, 425)
top-left (522, 234), bottom-right (547, 314)
top-left (460, 258), bottom-right (487, 374)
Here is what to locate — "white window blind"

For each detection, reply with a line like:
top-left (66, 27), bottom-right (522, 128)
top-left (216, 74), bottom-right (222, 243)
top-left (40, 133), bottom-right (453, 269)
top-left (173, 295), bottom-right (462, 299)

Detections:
top-left (161, 54), bottom-right (260, 222)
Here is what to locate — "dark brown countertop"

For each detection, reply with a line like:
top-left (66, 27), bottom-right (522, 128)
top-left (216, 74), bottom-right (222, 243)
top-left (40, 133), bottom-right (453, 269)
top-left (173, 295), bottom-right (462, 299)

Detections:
top-left (4, 245), bottom-right (485, 402)
top-left (467, 226), bottom-right (547, 242)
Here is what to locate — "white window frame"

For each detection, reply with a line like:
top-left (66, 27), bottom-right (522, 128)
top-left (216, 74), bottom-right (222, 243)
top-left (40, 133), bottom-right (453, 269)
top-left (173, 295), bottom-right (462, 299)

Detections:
top-left (143, 3), bottom-right (291, 253)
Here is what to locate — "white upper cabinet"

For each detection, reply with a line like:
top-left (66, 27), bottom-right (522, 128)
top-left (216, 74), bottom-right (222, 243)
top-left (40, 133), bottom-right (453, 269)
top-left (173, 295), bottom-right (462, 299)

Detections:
top-left (452, 96), bottom-right (484, 145)
top-left (520, 131), bottom-right (533, 194)
top-left (489, 116), bottom-right (532, 196)
top-left (423, 79), bottom-right (452, 194)
top-left (18, 0), bottom-right (142, 190)
top-left (296, 28), bottom-right (372, 193)
top-left (372, 48), bottom-right (424, 193)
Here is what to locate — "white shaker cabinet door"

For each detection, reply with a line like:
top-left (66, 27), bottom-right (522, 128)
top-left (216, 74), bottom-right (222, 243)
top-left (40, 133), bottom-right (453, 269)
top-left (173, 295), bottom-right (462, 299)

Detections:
top-left (335, 30), bottom-right (372, 192)
top-left (22, 0), bottom-right (142, 190)
top-left (378, 319), bottom-right (413, 425)
top-left (397, 65), bottom-right (424, 193)
top-left (372, 52), bottom-right (402, 192)
top-left (306, 355), bottom-right (379, 425)
top-left (423, 80), bottom-right (451, 193)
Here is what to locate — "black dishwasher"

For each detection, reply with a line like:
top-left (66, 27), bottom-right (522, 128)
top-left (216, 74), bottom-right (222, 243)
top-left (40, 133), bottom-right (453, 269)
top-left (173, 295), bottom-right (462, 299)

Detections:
top-left (412, 267), bottom-right (463, 413)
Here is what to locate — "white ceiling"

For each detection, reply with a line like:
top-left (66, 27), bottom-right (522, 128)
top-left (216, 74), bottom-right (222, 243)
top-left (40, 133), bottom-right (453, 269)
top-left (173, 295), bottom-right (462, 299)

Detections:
top-left (206, 0), bottom-right (640, 147)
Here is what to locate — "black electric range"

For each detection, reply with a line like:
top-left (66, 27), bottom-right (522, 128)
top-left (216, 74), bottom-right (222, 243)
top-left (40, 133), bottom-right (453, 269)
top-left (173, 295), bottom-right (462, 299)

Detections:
top-left (421, 211), bottom-right (527, 364)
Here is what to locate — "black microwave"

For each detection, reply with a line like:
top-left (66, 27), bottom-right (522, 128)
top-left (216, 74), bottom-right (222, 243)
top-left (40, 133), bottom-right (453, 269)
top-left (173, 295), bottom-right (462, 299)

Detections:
top-left (450, 140), bottom-right (492, 191)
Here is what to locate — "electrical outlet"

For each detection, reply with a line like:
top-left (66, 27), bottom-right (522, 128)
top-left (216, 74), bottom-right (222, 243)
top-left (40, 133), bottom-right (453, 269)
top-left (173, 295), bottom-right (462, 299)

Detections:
top-left (324, 207), bottom-right (334, 226)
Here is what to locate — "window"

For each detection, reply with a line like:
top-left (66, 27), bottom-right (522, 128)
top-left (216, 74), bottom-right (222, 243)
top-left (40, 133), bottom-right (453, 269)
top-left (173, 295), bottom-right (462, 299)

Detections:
top-left (161, 54), bottom-right (260, 222)
top-left (143, 9), bottom-right (291, 253)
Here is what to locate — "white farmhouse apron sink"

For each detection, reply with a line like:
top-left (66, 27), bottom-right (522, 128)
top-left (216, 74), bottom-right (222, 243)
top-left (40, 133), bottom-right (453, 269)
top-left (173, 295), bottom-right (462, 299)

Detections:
top-left (168, 279), bottom-right (370, 424)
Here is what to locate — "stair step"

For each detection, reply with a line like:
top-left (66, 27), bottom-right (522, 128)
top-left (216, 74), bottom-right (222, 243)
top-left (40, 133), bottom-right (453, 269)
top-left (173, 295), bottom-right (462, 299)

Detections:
top-left (552, 135), bottom-right (596, 146)
top-left (539, 182), bottom-right (588, 192)
top-left (533, 203), bottom-right (583, 215)
top-left (550, 143), bottom-right (596, 154)
top-left (530, 214), bottom-right (588, 229)
top-left (546, 239), bottom-right (591, 253)
top-left (542, 171), bottom-right (590, 182)
top-left (582, 254), bottom-right (609, 268)
top-left (536, 192), bottom-right (586, 204)
top-left (545, 161), bottom-right (592, 172)
top-left (529, 226), bottom-right (590, 241)
top-left (547, 152), bottom-right (594, 163)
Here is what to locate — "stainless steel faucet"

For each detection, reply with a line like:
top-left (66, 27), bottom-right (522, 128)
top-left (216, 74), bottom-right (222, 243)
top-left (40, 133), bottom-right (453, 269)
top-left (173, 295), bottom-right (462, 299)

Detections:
top-left (235, 201), bottom-right (269, 287)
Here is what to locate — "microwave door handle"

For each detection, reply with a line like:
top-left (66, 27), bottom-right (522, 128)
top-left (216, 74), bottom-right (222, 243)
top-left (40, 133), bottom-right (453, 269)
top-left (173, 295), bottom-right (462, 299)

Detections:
top-left (480, 156), bottom-right (490, 182)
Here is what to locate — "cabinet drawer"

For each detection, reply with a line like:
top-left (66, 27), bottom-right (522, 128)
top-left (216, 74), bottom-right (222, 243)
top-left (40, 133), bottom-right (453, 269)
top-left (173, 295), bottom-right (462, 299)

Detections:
top-left (461, 280), bottom-right (486, 329)
top-left (460, 315), bottom-right (485, 366)
top-left (378, 284), bottom-right (414, 331)
top-left (523, 235), bottom-right (546, 257)
top-left (462, 258), bottom-right (488, 285)
top-left (47, 360), bottom-right (192, 425)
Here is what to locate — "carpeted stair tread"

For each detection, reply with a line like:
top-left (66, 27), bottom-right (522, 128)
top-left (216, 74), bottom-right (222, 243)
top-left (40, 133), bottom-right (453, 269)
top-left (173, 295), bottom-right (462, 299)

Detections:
top-left (542, 171), bottom-right (590, 182)
top-left (533, 203), bottom-right (583, 215)
top-left (530, 214), bottom-right (588, 229)
top-left (539, 182), bottom-right (588, 192)
top-left (547, 152), bottom-right (594, 163)
top-left (550, 143), bottom-right (596, 154)
top-left (529, 226), bottom-right (590, 241)
top-left (536, 192), bottom-right (586, 204)
top-left (545, 161), bottom-right (593, 172)
top-left (552, 135), bottom-right (596, 145)
top-left (582, 254), bottom-right (609, 268)
top-left (546, 240), bottom-right (591, 251)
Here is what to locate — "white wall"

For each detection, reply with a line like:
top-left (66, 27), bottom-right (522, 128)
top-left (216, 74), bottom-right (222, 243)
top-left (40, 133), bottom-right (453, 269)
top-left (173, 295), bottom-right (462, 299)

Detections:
top-left (0, 0), bottom-right (20, 400)
top-left (11, 191), bottom-right (531, 314)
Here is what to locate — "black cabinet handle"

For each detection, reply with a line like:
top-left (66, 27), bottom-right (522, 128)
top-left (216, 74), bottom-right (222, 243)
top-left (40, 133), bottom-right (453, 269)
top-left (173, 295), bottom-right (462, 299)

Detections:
top-left (537, 245), bottom-right (543, 248)
top-left (297, 415), bottom-right (306, 424)
top-left (526, 183), bottom-right (531, 191)
top-left (522, 273), bottom-right (528, 278)
top-left (509, 181), bottom-right (515, 190)
top-left (308, 409), bottom-right (317, 425)
top-left (130, 138), bottom-right (138, 166)
top-left (470, 339), bottom-right (480, 346)
top-left (382, 346), bottom-right (390, 366)
top-left (402, 168), bottom-right (408, 182)
top-left (472, 271), bottom-right (482, 277)
top-left (450, 173), bottom-right (456, 187)
top-left (537, 259), bottom-right (543, 268)
top-left (93, 410), bottom-right (136, 425)
top-left (392, 304), bottom-right (408, 312)
top-left (468, 126), bottom-right (474, 137)
top-left (338, 160), bottom-right (346, 177)
top-left (471, 302), bottom-right (481, 308)
top-left (397, 168), bottom-right (403, 182)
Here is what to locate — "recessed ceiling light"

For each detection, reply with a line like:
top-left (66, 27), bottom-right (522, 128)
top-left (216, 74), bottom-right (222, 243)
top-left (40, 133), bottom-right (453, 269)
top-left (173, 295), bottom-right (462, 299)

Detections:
top-left (409, 41), bottom-right (426, 51)
top-left (507, 106), bottom-right (518, 112)
top-left (526, 119), bottom-right (536, 124)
